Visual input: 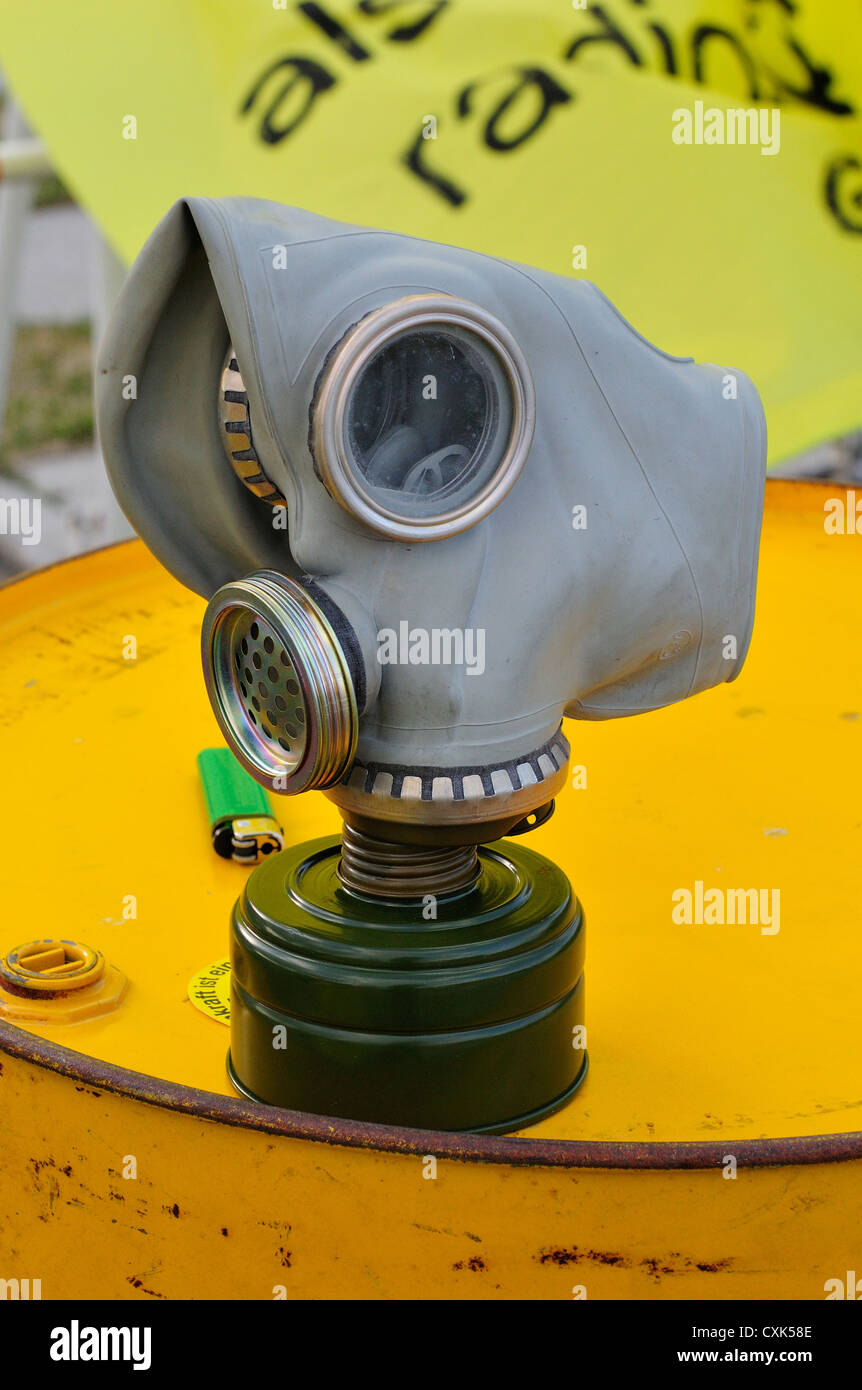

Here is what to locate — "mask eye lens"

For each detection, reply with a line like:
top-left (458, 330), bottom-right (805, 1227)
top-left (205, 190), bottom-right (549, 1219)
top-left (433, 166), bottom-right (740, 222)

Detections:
top-left (312, 296), bottom-right (535, 542)
top-left (345, 326), bottom-right (513, 520)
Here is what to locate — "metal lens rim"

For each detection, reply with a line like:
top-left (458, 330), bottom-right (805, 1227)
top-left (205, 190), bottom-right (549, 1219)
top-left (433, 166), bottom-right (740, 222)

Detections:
top-left (201, 572), bottom-right (358, 794)
top-left (313, 295), bottom-right (536, 542)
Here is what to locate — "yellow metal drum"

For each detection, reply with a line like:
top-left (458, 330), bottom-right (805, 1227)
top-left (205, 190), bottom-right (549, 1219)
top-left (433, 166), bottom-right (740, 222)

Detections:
top-left (1, 479), bottom-right (860, 1300)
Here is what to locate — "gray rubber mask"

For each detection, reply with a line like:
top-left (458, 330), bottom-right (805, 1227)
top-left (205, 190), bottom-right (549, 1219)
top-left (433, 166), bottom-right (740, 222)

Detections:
top-left (97, 197), bottom-right (766, 841)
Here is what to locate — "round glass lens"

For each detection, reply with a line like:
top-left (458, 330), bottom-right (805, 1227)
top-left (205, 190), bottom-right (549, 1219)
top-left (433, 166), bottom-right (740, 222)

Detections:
top-left (343, 325), bottom-right (514, 521)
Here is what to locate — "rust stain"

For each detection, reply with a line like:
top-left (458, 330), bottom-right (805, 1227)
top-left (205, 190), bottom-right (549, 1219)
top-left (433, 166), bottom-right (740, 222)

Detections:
top-left (126, 1276), bottom-right (166, 1300)
top-left (535, 1246), bottom-right (734, 1277)
top-left (537, 1247), bottom-right (581, 1267)
top-left (453, 1256), bottom-right (487, 1272)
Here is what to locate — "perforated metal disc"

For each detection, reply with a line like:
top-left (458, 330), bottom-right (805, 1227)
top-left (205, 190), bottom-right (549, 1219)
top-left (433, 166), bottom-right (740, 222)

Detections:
top-left (230, 611), bottom-right (308, 771)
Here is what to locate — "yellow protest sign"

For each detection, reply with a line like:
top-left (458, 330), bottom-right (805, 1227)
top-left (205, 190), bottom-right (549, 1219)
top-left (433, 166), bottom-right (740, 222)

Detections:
top-left (1, 0), bottom-right (860, 462)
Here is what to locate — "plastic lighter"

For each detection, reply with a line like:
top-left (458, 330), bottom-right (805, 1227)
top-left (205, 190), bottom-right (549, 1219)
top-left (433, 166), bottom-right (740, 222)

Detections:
top-left (196, 747), bottom-right (284, 864)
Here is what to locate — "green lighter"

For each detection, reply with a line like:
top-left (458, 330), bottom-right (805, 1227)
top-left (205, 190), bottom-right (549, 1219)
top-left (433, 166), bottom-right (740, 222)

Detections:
top-left (196, 747), bottom-right (283, 864)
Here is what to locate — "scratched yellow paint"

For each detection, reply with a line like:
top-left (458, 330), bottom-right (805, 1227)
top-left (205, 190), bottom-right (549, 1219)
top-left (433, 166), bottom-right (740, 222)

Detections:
top-left (0, 1047), bottom-right (858, 1301)
top-left (0, 479), bottom-right (861, 1298)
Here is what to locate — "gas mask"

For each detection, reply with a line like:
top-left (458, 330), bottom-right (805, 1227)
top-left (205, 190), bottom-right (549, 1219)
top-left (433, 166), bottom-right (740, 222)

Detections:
top-left (97, 197), bottom-right (765, 1133)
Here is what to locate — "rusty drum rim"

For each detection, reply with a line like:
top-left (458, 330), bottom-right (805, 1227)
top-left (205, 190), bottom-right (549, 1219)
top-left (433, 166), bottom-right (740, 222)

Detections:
top-left (1, 1018), bottom-right (861, 1171)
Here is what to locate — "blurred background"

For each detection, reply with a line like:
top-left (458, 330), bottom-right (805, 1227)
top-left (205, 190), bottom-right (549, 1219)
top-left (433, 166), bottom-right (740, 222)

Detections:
top-left (0, 5), bottom-right (856, 583)
top-left (0, 83), bottom-right (132, 580)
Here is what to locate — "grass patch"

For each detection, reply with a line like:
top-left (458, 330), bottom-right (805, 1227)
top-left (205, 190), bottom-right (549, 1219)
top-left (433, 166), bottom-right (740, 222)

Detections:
top-left (34, 172), bottom-right (73, 209)
top-left (0, 321), bottom-right (94, 465)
